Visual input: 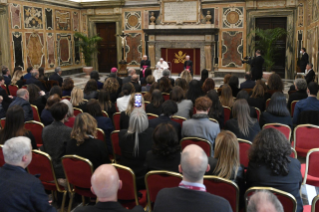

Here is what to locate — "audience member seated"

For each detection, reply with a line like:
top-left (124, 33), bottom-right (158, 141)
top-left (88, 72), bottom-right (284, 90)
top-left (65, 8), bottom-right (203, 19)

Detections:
top-left (149, 100), bottom-right (181, 139)
top-left (48, 85), bottom-right (63, 98)
top-left (66, 113), bottom-right (111, 169)
top-left (240, 72), bottom-right (255, 89)
top-left (182, 97), bottom-right (220, 155)
top-left (71, 87), bottom-right (88, 112)
top-left (49, 67), bottom-right (63, 86)
top-left (38, 67), bottom-right (48, 81)
top-left (229, 76), bottom-right (241, 97)
top-left (236, 90), bottom-right (258, 119)
top-left (199, 69), bottom-right (209, 87)
top-left (23, 67), bottom-right (33, 80)
top-left (26, 70), bottom-right (46, 91)
top-left (123, 68), bottom-right (136, 85)
top-left (11, 67), bottom-right (24, 88)
top-left (246, 128), bottom-right (303, 212)
top-left (220, 84), bottom-right (234, 107)
top-left (61, 77), bottom-right (74, 96)
top-left (180, 70), bottom-right (193, 84)
top-left (87, 99), bottom-right (114, 154)
top-left (158, 69), bottom-right (175, 86)
top-left (225, 99), bottom-right (260, 142)
top-left (153, 145), bottom-right (232, 212)
top-left (305, 63), bottom-right (315, 85)
top-left (287, 78), bottom-right (307, 111)
top-left (171, 86), bottom-right (193, 119)
top-left (109, 67), bottom-right (123, 91)
top-left (140, 68), bottom-right (152, 86)
top-left (42, 102), bottom-right (71, 186)
top-left (74, 164), bottom-right (144, 212)
top-left (202, 78), bottom-right (215, 94)
top-left (145, 123), bottom-right (180, 173)
top-left (247, 190), bottom-right (284, 212)
top-left (144, 82), bottom-right (159, 102)
top-left (98, 90), bottom-right (117, 119)
top-left (175, 78), bottom-right (189, 94)
top-left (260, 92), bottom-right (292, 129)
top-left (247, 82), bottom-right (266, 112)
top-left (61, 99), bottom-right (76, 128)
top-left (9, 89), bottom-right (33, 121)
top-left (219, 73), bottom-right (231, 88)
top-left (84, 79), bottom-right (98, 100)
top-left (0, 76), bottom-right (13, 117)
top-left (2, 66), bottom-right (11, 87)
top-left (288, 74), bottom-right (304, 93)
top-left (159, 76), bottom-right (172, 93)
top-left (186, 80), bottom-right (204, 104)
top-left (103, 77), bottom-right (120, 103)
top-left (90, 70), bottom-right (104, 90)
top-left (293, 82), bottom-right (319, 124)
top-left (267, 73), bottom-right (283, 98)
top-left (41, 94), bottom-right (61, 126)
top-left (119, 108), bottom-right (153, 189)
top-left (27, 84), bottom-right (46, 115)
top-left (0, 106), bottom-right (37, 149)
top-left (117, 83), bottom-right (135, 112)
top-left (146, 89), bottom-right (164, 116)
top-left (142, 75), bottom-right (155, 92)
top-left (131, 74), bottom-right (141, 92)
top-left (0, 137), bottom-right (56, 212)
top-left (207, 90), bottom-right (224, 128)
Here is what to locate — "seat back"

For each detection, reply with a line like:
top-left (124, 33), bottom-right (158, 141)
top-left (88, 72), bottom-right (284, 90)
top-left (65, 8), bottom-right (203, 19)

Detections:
top-left (111, 130), bottom-right (121, 159)
top-left (147, 113), bottom-right (159, 120)
top-left (0, 118), bottom-right (5, 128)
top-left (303, 148), bottom-right (319, 184)
top-left (162, 93), bottom-right (170, 101)
top-left (263, 123), bottom-right (291, 141)
top-left (266, 98), bottom-right (271, 109)
top-left (73, 107), bottom-right (83, 117)
top-left (290, 147), bottom-right (297, 159)
top-left (238, 139), bottom-right (252, 168)
top-left (113, 112), bottom-right (121, 130)
top-left (1, 84), bottom-right (7, 94)
top-left (223, 106), bottom-right (231, 126)
top-left (62, 96), bottom-right (71, 101)
top-left (245, 187), bottom-right (297, 212)
top-left (31, 104), bottom-right (41, 122)
top-left (96, 128), bottom-right (105, 142)
top-left (24, 121), bottom-right (44, 147)
top-left (171, 115), bottom-right (186, 127)
top-left (204, 176), bottom-right (239, 212)
top-left (180, 137), bottom-right (212, 157)
top-left (8, 85), bottom-right (18, 96)
top-left (255, 107), bottom-right (261, 121)
top-left (145, 171), bottom-right (183, 211)
top-left (0, 145), bottom-right (4, 167)
top-left (291, 100), bottom-right (299, 117)
top-left (102, 110), bottom-right (109, 118)
top-left (312, 195), bottom-right (319, 212)
top-left (294, 124), bottom-right (319, 155)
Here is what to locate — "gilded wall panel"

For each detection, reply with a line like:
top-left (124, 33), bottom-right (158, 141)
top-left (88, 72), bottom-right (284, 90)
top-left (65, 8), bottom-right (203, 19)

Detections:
top-left (26, 32), bottom-right (45, 68)
top-left (57, 33), bottom-right (72, 66)
top-left (56, 10), bottom-right (71, 30)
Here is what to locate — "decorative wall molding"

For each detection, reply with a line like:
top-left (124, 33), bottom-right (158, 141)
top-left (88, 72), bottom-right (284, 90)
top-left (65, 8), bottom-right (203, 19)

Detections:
top-left (57, 33), bottom-right (73, 66)
top-left (9, 3), bottom-right (21, 29)
top-left (222, 31), bottom-right (243, 67)
top-left (12, 32), bottom-right (24, 69)
top-left (124, 11), bottom-right (142, 30)
top-left (26, 32), bottom-right (45, 68)
top-left (24, 6), bottom-right (43, 29)
top-left (47, 33), bottom-right (55, 68)
top-left (222, 7), bottom-right (244, 28)
top-left (45, 8), bottom-right (53, 30)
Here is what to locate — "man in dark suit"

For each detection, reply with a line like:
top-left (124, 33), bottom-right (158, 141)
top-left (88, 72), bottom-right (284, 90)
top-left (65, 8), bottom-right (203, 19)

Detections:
top-left (183, 55), bottom-right (193, 75)
top-left (305, 63), bottom-right (316, 84)
top-left (287, 78), bottom-right (308, 112)
top-left (26, 70), bottom-right (46, 91)
top-left (240, 72), bottom-right (256, 89)
top-left (24, 67), bottom-right (33, 80)
top-left (157, 69), bottom-right (175, 87)
top-left (131, 74), bottom-right (141, 92)
top-left (153, 145), bottom-right (232, 212)
top-left (293, 82), bottom-right (319, 124)
top-left (299, 47), bottom-right (309, 73)
top-left (149, 100), bottom-right (181, 139)
top-left (0, 137), bottom-right (56, 212)
top-left (9, 88), bottom-right (33, 121)
top-left (75, 164), bottom-right (144, 212)
top-left (1, 66), bottom-right (11, 87)
top-left (123, 68), bottom-right (136, 85)
top-left (49, 67), bottom-right (63, 86)
top-left (248, 50), bottom-right (264, 80)
top-left (0, 76), bottom-right (13, 118)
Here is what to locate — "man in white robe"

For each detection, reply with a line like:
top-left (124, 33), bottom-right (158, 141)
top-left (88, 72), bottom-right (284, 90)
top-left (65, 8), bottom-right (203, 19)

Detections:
top-left (153, 58), bottom-right (169, 81)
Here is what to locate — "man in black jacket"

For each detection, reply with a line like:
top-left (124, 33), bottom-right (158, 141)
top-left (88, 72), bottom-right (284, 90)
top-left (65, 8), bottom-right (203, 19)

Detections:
top-left (26, 70), bottom-right (46, 91)
top-left (305, 63), bottom-right (316, 84)
top-left (0, 76), bottom-right (13, 117)
top-left (299, 47), bottom-right (309, 73)
top-left (183, 55), bottom-right (193, 75)
top-left (0, 137), bottom-right (56, 212)
top-left (248, 50), bottom-right (264, 80)
top-left (49, 67), bottom-right (63, 86)
top-left (153, 145), bottom-right (232, 212)
top-left (287, 78), bottom-right (308, 112)
top-left (240, 72), bottom-right (256, 89)
top-left (75, 164), bottom-right (144, 212)
top-left (9, 88), bottom-right (33, 121)
top-left (140, 55), bottom-right (151, 70)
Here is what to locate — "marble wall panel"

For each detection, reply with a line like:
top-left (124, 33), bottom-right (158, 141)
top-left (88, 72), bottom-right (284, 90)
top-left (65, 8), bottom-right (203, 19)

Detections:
top-left (56, 10), bottom-right (71, 31)
top-left (222, 7), bottom-right (244, 28)
top-left (73, 11), bottom-right (79, 31)
top-left (74, 36), bottom-right (80, 64)
top-left (12, 32), bottom-right (24, 68)
top-left (125, 33), bottom-right (142, 65)
top-left (47, 33), bottom-right (55, 68)
top-left (45, 8), bottom-right (53, 30)
top-left (124, 11), bottom-right (142, 30)
top-left (26, 32), bottom-right (45, 68)
top-left (24, 6), bottom-right (43, 29)
top-left (222, 31), bottom-right (243, 67)
top-left (82, 13), bottom-right (87, 33)
top-left (10, 3), bottom-right (21, 29)
top-left (313, 0), bottom-right (319, 22)
top-left (57, 34), bottom-right (72, 66)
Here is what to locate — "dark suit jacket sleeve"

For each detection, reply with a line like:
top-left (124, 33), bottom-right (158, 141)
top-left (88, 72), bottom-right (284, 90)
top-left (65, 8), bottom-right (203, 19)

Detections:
top-left (30, 180), bottom-right (57, 212)
top-left (305, 70), bottom-right (315, 84)
top-left (259, 113), bottom-right (266, 128)
top-left (23, 103), bottom-right (33, 121)
top-left (0, 89), bottom-right (12, 110)
top-left (293, 102), bottom-right (301, 124)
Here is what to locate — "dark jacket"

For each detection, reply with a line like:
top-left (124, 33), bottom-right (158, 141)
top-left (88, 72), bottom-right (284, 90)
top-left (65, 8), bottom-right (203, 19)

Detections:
top-left (183, 60), bottom-right (193, 74)
top-left (131, 81), bottom-right (141, 92)
top-left (95, 116), bottom-right (114, 154)
top-left (145, 150), bottom-right (181, 173)
top-left (293, 97), bottom-right (319, 124)
top-left (3, 75), bottom-right (11, 87)
top-left (41, 109), bottom-right (54, 126)
top-left (153, 187), bottom-right (232, 212)
top-left (120, 112), bottom-right (129, 130)
top-left (62, 90), bottom-right (72, 97)
top-left (259, 111), bottom-right (293, 129)
top-left (23, 73), bottom-right (32, 80)
top-left (149, 115), bottom-right (181, 140)
top-left (30, 96), bottom-right (46, 115)
top-left (248, 97), bottom-right (266, 112)
top-left (246, 159), bottom-right (303, 212)
top-left (225, 118), bottom-right (260, 142)
top-left (66, 137), bottom-right (111, 170)
top-left (250, 56), bottom-right (264, 80)
top-left (300, 52), bottom-right (309, 72)
top-left (305, 69), bottom-right (315, 84)
top-left (49, 72), bottom-right (63, 86)
top-left (208, 108), bottom-right (225, 129)
top-left (84, 91), bottom-right (98, 100)
top-left (9, 97), bottom-right (33, 121)
top-left (140, 60), bottom-right (151, 69)
top-left (123, 76), bottom-right (132, 85)
top-left (74, 201), bottom-right (144, 212)
top-left (26, 76), bottom-right (46, 91)
top-left (97, 81), bottom-right (103, 90)
top-left (0, 87), bottom-right (12, 111)
top-left (42, 121), bottom-right (72, 178)
top-left (119, 128), bottom-right (153, 189)
top-left (0, 164), bottom-right (57, 212)
top-left (74, 102), bottom-right (88, 113)
top-left (240, 80), bottom-right (255, 89)
top-left (146, 104), bottom-right (162, 116)
top-left (0, 130), bottom-right (37, 150)
top-left (287, 90), bottom-right (308, 112)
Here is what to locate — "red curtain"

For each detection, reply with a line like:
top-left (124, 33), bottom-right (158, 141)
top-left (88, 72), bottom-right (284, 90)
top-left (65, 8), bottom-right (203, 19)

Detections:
top-left (161, 48), bottom-right (201, 75)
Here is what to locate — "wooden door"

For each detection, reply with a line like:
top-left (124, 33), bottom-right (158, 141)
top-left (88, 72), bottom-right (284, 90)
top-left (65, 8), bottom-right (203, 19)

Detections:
top-left (255, 17), bottom-right (287, 78)
top-left (96, 23), bottom-right (118, 73)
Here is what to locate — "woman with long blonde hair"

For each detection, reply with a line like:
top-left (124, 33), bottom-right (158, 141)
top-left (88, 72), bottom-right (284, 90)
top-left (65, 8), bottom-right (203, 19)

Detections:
top-left (70, 87), bottom-right (87, 112)
top-left (11, 67), bottom-right (24, 87)
top-left (180, 70), bottom-right (193, 84)
top-left (120, 93), bottom-right (144, 129)
top-left (219, 84), bottom-right (234, 107)
top-left (103, 77), bottom-right (120, 103)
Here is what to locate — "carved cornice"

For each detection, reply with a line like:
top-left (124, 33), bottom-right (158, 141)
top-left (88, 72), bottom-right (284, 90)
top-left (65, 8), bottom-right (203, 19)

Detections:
top-left (80, 0), bottom-right (125, 8)
top-left (143, 28), bottom-right (219, 35)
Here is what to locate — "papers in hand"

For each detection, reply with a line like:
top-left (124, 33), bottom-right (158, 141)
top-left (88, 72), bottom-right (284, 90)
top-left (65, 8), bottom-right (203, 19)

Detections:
top-left (301, 184), bottom-right (319, 205)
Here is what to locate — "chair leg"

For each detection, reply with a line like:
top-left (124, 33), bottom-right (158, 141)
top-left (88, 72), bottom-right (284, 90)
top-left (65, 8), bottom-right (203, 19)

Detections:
top-left (67, 192), bottom-right (74, 212)
top-left (82, 196), bottom-right (85, 206)
top-left (60, 191), bottom-right (67, 212)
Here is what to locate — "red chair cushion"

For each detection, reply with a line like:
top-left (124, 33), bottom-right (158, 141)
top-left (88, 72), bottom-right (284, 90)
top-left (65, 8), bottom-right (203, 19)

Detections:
top-left (113, 114), bottom-right (121, 130)
top-left (8, 85), bottom-right (18, 97)
top-left (291, 102), bottom-right (298, 117)
top-left (263, 125), bottom-right (290, 140)
top-left (239, 142), bottom-right (251, 168)
top-left (0, 147), bottom-right (4, 167)
top-left (31, 106), bottom-right (41, 122)
top-left (73, 109), bottom-right (82, 117)
top-left (62, 158), bottom-right (92, 188)
top-left (24, 123), bottom-right (43, 146)
top-left (147, 115), bottom-right (158, 120)
top-left (117, 168), bottom-right (137, 200)
top-left (295, 126), bottom-right (319, 157)
top-left (181, 139), bottom-right (211, 157)
top-left (96, 130), bottom-right (104, 142)
top-left (162, 94), bottom-right (170, 101)
top-left (111, 132), bottom-right (121, 156)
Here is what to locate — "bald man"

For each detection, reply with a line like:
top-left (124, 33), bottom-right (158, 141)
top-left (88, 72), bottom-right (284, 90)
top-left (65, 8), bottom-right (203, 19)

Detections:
top-left (247, 190), bottom-right (283, 212)
top-left (75, 164), bottom-right (144, 212)
top-left (153, 145), bottom-right (232, 212)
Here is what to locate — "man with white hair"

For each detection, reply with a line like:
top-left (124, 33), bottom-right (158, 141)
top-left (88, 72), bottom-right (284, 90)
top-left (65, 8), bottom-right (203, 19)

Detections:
top-left (49, 66), bottom-right (63, 86)
top-left (153, 145), bottom-right (232, 212)
top-left (9, 88), bottom-right (33, 121)
top-left (183, 55), bottom-right (193, 75)
top-left (153, 58), bottom-right (169, 81)
top-left (0, 137), bottom-right (56, 212)
top-left (75, 164), bottom-right (144, 212)
top-left (26, 69), bottom-right (46, 91)
top-left (247, 190), bottom-right (284, 212)
top-left (123, 68), bottom-right (136, 85)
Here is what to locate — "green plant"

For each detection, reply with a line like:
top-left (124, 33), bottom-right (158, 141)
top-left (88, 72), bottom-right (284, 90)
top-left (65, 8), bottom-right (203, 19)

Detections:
top-left (74, 32), bottom-right (103, 67)
top-left (249, 27), bottom-right (287, 72)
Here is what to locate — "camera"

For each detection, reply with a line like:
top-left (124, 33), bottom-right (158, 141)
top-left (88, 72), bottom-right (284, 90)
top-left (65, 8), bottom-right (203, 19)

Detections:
top-left (242, 56), bottom-right (251, 64)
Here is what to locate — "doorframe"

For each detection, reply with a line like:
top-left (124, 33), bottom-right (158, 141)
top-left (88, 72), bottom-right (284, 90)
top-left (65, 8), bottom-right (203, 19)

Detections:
top-left (88, 15), bottom-right (122, 72)
top-left (246, 9), bottom-right (296, 79)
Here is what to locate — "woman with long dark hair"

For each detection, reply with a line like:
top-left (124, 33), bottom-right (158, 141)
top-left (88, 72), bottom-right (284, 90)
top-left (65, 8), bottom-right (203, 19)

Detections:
top-left (27, 84), bottom-right (46, 115)
top-left (207, 90), bottom-right (224, 129)
top-left (61, 77), bottom-right (74, 97)
top-left (186, 80), bottom-right (204, 104)
top-left (83, 79), bottom-right (98, 100)
top-left (202, 78), bottom-right (215, 94)
top-left (146, 89), bottom-right (164, 116)
top-left (97, 90), bottom-right (117, 119)
top-left (248, 81), bottom-right (266, 111)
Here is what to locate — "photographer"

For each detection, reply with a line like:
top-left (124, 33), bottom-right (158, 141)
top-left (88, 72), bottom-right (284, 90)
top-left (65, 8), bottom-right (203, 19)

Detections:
top-left (242, 50), bottom-right (264, 81)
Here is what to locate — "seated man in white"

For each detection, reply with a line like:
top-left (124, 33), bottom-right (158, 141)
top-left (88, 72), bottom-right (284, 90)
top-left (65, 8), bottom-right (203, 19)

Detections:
top-left (154, 58), bottom-right (169, 81)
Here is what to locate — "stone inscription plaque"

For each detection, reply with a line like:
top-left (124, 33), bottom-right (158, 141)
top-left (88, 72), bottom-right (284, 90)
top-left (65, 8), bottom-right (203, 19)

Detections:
top-left (163, 1), bottom-right (198, 22)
